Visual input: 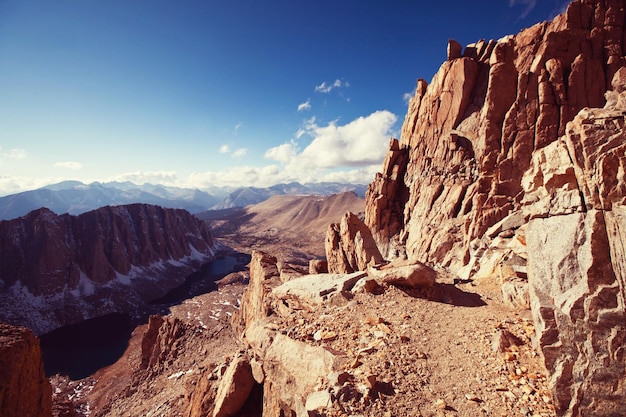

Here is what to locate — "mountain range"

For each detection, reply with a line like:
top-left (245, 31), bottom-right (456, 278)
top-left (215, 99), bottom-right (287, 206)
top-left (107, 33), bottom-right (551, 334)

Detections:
top-left (0, 180), bottom-right (367, 221)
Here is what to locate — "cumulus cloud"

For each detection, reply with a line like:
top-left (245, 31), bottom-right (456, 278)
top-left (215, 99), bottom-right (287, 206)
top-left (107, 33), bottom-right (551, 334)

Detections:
top-left (265, 140), bottom-right (298, 164)
top-left (231, 148), bottom-right (248, 158)
top-left (2, 148), bottom-right (26, 159)
top-left (219, 144), bottom-right (230, 154)
top-left (53, 161), bottom-right (83, 170)
top-left (298, 110), bottom-right (396, 167)
top-left (184, 110), bottom-right (398, 189)
top-left (509, 0), bottom-right (537, 19)
top-left (297, 99), bottom-right (311, 112)
top-left (315, 79), bottom-right (347, 93)
top-left (403, 92), bottom-right (413, 105)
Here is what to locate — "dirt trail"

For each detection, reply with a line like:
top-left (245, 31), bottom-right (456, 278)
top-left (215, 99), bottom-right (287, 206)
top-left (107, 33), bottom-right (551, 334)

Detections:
top-left (270, 273), bottom-right (555, 417)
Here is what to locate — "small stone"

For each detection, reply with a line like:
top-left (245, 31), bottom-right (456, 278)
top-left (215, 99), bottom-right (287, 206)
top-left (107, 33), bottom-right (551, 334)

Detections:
top-left (313, 330), bottom-right (337, 342)
top-left (358, 345), bottom-right (377, 354)
top-left (305, 390), bottom-right (332, 412)
top-left (350, 357), bottom-right (362, 368)
top-left (378, 323), bottom-right (392, 334)
top-left (435, 398), bottom-right (447, 409)
top-left (465, 393), bottom-right (482, 402)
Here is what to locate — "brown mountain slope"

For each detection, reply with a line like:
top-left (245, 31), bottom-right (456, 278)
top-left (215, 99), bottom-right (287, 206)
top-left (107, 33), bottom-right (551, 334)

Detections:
top-left (202, 191), bottom-right (365, 265)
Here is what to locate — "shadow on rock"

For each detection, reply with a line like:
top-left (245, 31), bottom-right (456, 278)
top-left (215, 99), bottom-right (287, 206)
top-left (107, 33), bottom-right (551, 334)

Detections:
top-left (399, 283), bottom-right (487, 307)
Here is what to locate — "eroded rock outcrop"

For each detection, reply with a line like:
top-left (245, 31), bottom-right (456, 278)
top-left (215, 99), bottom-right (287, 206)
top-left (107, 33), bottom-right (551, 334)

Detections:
top-left (0, 323), bottom-right (52, 417)
top-left (0, 204), bottom-right (217, 334)
top-left (328, 1), bottom-right (626, 414)
top-left (366, 0), bottom-right (626, 274)
top-left (225, 251), bottom-right (345, 416)
top-left (325, 211), bottom-right (383, 274)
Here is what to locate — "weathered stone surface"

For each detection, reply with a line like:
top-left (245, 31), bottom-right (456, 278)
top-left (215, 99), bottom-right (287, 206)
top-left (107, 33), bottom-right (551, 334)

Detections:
top-left (325, 211), bottom-right (383, 274)
top-left (523, 69), bottom-right (626, 416)
top-left (305, 390), bottom-right (332, 414)
top-left (261, 333), bottom-right (338, 417)
top-left (212, 354), bottom-right (255, 417)
top-left (229, 247), bottom-right (348, 417)
top-left (309, 259), bottom-right (328, 274)
top-left (0, 204), bottom-right (216, 335)
top-left (231, 251), bottom-right (279, 336)
top-left (367, 260), bottom-right (436, 288)
top-left (527, 211), bottom-right (626, 416)
top-left (272, 271), bottom-right (367, 309)
top-left (140, 315), bottom-right (185, 372)
top-left (0, 323), bottom-right (52, 417)
top-left (447, 38), bottom-right (463, 60)
top-left (365, 138), bottom-right (409, 260)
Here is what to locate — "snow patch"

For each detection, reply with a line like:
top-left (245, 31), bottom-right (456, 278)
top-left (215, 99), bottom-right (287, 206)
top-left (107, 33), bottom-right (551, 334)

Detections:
top-left (70, 271), bottom-right (97, 297)
top-left (167, 368), bottom-right (193, 380)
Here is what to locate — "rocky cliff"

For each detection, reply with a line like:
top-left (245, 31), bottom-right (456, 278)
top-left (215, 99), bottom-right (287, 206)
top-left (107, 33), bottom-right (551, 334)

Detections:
top-left (328, 0), bottom-right (626, 415)
top-left (0, 204), bottom-right (217, 335)
top-left (0, 323), bottom-right (52, 417)
top-left (367, 0), bottom-right (626, 271)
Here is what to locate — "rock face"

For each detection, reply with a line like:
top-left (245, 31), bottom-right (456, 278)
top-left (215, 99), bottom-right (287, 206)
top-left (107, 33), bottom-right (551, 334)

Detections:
top-left (366, 0), bottom-right (626, 273)
top-left (226, 251), bottom-right (345, 417)
top-left (523, 68), bottom-right (626, 416)
top-left (0, 204), bottom-right (217, 334)
top-left (325, 211), bottom-right (383, 274)
top-left (0, 323), bottom-right (52, 417)
top-left (325, 1), bottom-right (626, 415)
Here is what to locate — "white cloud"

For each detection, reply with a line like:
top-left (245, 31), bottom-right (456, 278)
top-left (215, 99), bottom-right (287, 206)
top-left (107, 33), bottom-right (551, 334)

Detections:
top-left (3, 148), bottom-right (26, 159)
top-left (184, 110), bottom-right (398, 189)
top-left (297, 99), bottom-right (311, 112)
top-left (232, 148), bottom-right (248, 158)
top-left (111, 170), bottom-right (178, 185)
top-left (219, 144), bottom-right (230, 154)
top-left (403, 92), bottom-right (413, 105)
top-left (187, 165), bottom-right (282, 189)
top-left (293, 110), bottom-right (397, 168)
top-left (0, 176), bottom-right (64, 197)
top-left (509, 0), bottom-right (537, 18)
top-left (295, 128), bottom-right (306, 139)
top-left (265, 140), bottom-right (298, 164)
top-left (53, 161), bottom-right (83, 170)
top-left (315, 79), bottom-right (347, 93)
top-left (234, 122), bottom-right (243, 131)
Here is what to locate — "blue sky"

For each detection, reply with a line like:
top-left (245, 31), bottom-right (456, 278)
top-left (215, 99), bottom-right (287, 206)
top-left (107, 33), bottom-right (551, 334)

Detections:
top-left (0, 0), bottom-right (571, 195)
